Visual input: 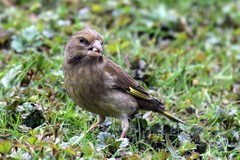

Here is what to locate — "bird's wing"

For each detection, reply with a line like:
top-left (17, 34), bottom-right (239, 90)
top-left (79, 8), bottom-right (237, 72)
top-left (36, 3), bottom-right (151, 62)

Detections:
top-left (104, 59), bottom-right (165, 107)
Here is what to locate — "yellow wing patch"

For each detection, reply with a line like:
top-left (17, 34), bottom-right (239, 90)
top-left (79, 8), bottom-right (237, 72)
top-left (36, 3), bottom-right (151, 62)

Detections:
top-left (128, 87), bottom-right (151, 100)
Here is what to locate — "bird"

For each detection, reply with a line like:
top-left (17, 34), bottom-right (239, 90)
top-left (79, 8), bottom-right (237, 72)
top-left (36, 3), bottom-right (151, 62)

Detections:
top-left (62, 28), bottom-right (186, 138)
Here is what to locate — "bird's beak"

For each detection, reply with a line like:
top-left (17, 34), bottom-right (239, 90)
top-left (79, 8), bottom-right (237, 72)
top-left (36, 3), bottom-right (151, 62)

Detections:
top-left (89, 40), bottom-right (103, 55)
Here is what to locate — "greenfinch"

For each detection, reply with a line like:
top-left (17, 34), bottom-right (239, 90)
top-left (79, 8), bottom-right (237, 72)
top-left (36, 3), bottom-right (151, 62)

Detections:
top-left (62, 28), bottom-right (186, 138)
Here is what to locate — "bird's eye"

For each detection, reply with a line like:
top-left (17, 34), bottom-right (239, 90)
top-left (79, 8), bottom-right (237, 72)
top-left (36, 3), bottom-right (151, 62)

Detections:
top-left (79, 37), bottom-right (86, 43)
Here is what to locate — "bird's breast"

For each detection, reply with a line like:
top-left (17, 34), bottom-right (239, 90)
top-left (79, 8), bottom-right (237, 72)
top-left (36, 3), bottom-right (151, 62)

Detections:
top-left (63, 63), bottom-right (112, 111)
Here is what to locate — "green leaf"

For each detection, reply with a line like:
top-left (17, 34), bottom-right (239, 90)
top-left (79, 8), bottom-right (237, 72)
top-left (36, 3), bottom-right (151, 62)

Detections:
top-left (11, 36), bottom-right (24, 52)
top-left (97, 132), bottom-right (115, 149)
top-left (22, 25), bottom-right (39, 42)
top-left (97, 132), bottom-right (129, 154)
top-left (178, 132), bottom-right (191, 143)
top-left (91, 4), bottom-right (104, 13)
top-left (1, 65), bottom-right (22, 88)
top-left (179, 141), bottom-right (196, 154)
top-left (188, 152), bottom-right (199, 160)
top-left (165, 134), bottom-right (179, 158)
top-left (26, 137), bottom-right (38, 145)
top-left (0, 140), bottom-right (13, 155)
top-left (119, 138), bottom-right (129, 148)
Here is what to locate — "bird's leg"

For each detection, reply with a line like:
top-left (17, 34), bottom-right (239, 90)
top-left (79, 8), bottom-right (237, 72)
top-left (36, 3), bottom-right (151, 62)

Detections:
top-left (74, 115), bottom-right (106, 145)
top-left (72, 115), bottom-right (106, 145)
top-left (87, 115), bottom-right (106, 132)
top-left (120, 117), bottom-right (129, 138)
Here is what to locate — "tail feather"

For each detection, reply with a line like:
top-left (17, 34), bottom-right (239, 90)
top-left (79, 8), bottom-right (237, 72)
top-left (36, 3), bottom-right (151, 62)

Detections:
top-left (159, 110), bottom-right (187, 125)
top-left (135, 97), bottom-right (187, 125)
top-left (152, 98), bottom-right (187, 125)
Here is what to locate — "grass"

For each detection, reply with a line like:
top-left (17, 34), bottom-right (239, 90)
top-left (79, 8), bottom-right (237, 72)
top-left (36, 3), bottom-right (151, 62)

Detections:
top-left (0, 0), bottom-right (239, 159)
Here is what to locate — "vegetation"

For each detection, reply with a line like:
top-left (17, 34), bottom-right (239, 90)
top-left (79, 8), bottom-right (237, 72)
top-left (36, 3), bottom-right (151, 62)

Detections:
top-left (0, 0), bottom-right (239, 159)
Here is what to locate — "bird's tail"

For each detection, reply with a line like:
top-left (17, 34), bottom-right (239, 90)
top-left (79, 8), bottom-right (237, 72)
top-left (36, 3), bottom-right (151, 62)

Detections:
top-left (158, 109), bottom-right (187, 125)
top-left (133, 92), bottom-right (187, 125)
top-left (151, 98), bottom-right (187, 125)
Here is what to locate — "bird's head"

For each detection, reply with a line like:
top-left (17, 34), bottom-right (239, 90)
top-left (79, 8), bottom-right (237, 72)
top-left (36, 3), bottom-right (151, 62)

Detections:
top-left (64, 28), bottom-right (104, 65)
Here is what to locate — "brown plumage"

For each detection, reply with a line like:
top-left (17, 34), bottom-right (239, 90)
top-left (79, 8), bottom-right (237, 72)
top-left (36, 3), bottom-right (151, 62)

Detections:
top-left (62, 28), bottom-right (186, 138)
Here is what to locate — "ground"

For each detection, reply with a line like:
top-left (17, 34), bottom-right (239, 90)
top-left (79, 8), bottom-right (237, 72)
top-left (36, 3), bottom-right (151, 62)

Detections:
top-left (0, 0), bottom-right (239, 159)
